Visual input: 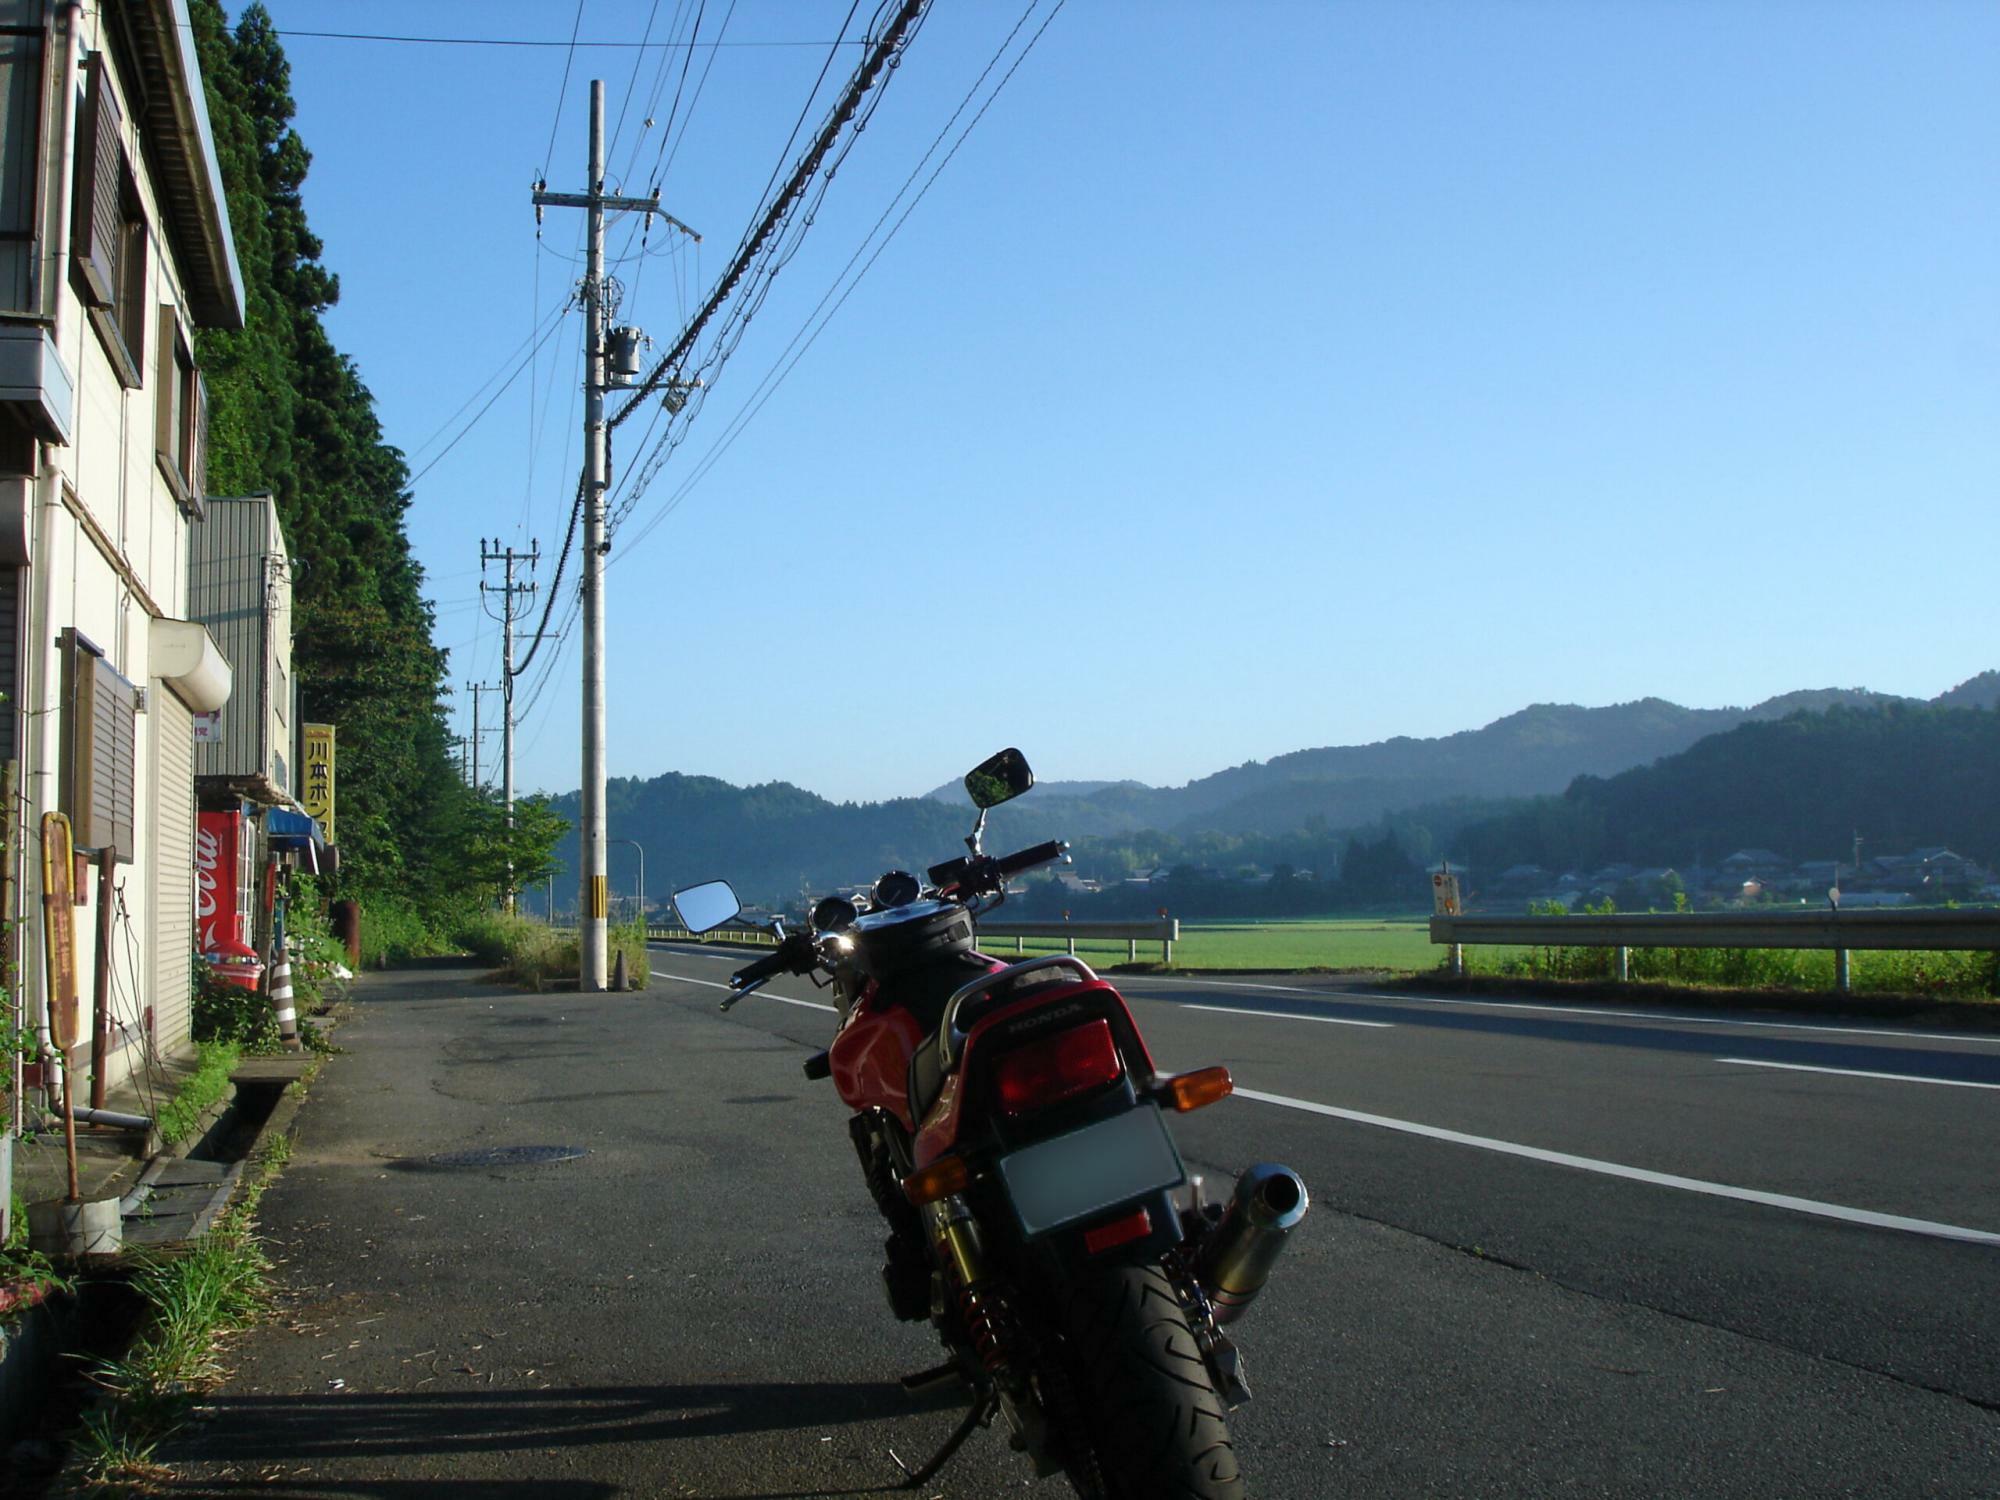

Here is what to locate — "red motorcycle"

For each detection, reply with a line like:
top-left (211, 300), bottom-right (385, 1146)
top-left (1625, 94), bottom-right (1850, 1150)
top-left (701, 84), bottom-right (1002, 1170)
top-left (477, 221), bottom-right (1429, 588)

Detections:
top-left (672, 749), bottom-right (1308, 1497)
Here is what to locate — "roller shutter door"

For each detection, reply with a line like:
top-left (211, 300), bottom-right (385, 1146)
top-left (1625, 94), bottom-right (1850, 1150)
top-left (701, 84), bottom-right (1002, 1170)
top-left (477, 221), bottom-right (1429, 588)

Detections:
top-left (152, 688), bottom-right (195, 1053)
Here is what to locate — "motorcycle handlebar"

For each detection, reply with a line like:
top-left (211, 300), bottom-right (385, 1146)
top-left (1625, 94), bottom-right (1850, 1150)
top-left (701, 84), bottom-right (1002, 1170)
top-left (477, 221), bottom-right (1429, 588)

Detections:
top-left (732, 938), bottom-right (805, 990)
top-left (995, 839), bottom-right (1068, 878)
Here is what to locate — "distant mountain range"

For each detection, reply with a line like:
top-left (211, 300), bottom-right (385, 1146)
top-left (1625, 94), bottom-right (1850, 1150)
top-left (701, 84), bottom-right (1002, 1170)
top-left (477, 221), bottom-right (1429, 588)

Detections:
top-left (534, 673), bottom-right (1998, 910)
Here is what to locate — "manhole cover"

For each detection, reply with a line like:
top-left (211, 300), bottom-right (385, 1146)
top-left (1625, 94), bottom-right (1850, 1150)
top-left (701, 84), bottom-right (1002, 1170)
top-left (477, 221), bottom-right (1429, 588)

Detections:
top-left (426, 1145), bottom-right (589, 1168)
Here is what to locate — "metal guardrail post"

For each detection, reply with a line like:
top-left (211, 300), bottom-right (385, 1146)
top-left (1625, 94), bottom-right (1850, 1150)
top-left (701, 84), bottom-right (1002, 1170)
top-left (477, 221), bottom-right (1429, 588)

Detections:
top-left (1615, 945), bottom-right (1630, 982)
top-left (1450, 941), bottom-right (1464, 978)
top-left (1835, 948), bottom-right (1851, 991)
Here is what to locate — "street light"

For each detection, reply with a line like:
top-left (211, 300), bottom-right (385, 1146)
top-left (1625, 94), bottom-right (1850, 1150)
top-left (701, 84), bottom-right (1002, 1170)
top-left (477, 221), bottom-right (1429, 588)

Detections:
top-left (609, 837), bottom-right (646, 925)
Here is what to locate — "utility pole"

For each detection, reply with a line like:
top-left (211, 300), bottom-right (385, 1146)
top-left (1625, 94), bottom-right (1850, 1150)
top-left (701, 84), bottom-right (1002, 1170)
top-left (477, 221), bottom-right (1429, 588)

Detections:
top-left (483, 539), bottom-right (539, 913)
top-left (466, 681), bottom-right (490, 792)
top-left (534, 81), bottom-right (669, 991)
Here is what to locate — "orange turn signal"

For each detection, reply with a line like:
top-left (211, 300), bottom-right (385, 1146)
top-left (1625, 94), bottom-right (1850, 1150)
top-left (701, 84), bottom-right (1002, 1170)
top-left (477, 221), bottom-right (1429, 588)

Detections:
top-left (1166, 1065), bottom-right (1233, 1113)
top-left (904, 1155), bottom-right (971, 1207)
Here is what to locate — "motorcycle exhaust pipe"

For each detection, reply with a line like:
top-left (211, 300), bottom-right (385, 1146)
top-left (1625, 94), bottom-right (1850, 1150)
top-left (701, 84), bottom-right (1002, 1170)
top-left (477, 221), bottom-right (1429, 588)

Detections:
top-left (1192, 1163), bottom-right (1310, 1324)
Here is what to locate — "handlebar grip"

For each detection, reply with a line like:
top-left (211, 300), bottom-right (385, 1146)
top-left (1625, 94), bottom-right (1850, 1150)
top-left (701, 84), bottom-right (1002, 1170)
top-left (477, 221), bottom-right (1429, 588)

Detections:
top-left (996, 839), bottom-right (1068, 878)
top-left (732, 943), bottom-right (798, 988)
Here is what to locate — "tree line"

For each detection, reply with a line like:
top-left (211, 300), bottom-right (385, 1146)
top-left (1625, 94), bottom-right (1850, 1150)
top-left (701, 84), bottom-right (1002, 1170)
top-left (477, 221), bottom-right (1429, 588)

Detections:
top-left (191, 4), bottom-right (560, 943)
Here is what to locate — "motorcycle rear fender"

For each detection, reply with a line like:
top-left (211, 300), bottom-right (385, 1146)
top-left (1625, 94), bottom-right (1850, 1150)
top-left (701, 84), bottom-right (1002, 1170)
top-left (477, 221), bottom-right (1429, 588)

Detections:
top-left (912, 977), bottom-right (1157, 1170)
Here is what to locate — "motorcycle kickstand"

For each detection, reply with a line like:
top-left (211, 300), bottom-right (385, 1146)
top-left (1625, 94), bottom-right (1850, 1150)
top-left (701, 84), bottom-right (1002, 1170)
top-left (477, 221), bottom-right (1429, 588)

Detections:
top-left (898, 1359), bottom-right (965, 1395)
top-left (889, 1392), bottom-right (998, 1489)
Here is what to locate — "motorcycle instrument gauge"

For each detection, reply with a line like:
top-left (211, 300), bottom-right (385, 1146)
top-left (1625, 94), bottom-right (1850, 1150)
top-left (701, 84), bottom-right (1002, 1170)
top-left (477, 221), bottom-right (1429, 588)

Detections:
top-left (873, 869), bottom-right (922, 909)
top-left (811, 895), bottom-right (858, 932)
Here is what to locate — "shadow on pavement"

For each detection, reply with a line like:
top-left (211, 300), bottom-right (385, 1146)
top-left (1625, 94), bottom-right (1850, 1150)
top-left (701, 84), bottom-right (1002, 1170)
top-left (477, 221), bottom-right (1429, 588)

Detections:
top-left (161, 1379), bottom-right (970, 1496)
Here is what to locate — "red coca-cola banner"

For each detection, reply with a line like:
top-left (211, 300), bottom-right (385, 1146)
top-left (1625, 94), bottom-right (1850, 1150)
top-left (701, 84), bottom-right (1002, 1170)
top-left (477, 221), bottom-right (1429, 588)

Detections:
top-left (195, 810), bottom-right (246, 953)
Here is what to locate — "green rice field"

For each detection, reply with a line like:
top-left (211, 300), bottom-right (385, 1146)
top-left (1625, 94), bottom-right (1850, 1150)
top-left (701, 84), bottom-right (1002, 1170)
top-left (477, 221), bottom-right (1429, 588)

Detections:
top-left (976, 917), bottom-right (1466, 972)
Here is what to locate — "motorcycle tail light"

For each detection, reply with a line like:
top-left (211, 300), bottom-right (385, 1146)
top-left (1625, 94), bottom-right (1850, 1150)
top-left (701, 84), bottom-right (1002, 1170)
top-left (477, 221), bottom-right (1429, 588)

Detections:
top-left (1166, 1065), bottom-right (1233, 1113)
top-left (1083, 1206), bottom-right (1152, 1256)
top-left (994, 1020), bottom-right (1122, 1117)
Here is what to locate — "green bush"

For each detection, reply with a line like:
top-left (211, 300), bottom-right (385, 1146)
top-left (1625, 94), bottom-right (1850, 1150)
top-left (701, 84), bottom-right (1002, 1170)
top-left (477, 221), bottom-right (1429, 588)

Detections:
top-left (355, 889), bottom-right (451, 967)
top-left (191, 960), bottom-right (279, 1049)
top-left (458, 911), bottom-right (649, 991)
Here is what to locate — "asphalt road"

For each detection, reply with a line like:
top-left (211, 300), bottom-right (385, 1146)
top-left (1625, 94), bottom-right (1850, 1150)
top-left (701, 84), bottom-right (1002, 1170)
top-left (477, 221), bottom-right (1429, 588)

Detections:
top-left (149, 953), bottom-right (2000, 1498)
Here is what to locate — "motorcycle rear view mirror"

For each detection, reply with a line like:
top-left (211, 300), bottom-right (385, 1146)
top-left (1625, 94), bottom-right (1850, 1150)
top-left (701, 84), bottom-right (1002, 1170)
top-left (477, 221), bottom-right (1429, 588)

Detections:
top-left (673, 880), bottom-right (741, 934)
top-left (965, 748), bottom-right (1034, 810)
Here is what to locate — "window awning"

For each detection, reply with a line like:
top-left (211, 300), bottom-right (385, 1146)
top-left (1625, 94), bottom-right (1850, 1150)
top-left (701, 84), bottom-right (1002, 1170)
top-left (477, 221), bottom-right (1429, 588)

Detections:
top-left (266, 808), bottom-right (326, 849)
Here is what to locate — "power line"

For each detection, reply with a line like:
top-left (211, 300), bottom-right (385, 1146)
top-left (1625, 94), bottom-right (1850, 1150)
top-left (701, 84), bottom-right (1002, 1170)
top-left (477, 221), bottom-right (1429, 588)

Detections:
top-left (407, 295), bottom-right (573, 464)
top-left (541, 3), bottom-right (590, 180)
top-left (510, 474), bottom-right (586, 679)
top-left (406, 302), bottom-right (576, 489)
top-left (612, 0), bottom-right (1062, 557)
top-left (274, 29), bottom-right (861, 51)
top-left (608, 0), bottom-right (932, 431)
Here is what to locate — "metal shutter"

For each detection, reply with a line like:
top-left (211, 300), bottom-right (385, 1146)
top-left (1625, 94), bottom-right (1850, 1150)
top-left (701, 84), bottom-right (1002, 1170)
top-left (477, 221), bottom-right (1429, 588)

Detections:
top-left (71, 54), bottom-right (120, 309)
top-left (152, 688), bottom-right (195, 1052)
top-left (0, 565), bottom-right (17, 763)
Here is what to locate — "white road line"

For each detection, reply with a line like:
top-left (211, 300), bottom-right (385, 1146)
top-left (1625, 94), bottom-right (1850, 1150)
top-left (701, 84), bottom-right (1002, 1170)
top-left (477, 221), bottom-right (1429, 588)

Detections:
top-left (1126, 974), bottom-right (2000, 1046)
top-left (1183, 1003), bottom-right (1393, 1030)
top-left (1233, 1086), bottom-right (2000, 1248)
top-left (650, 970), bottom-right (838, 1014)
top-left (645, 945), bottom-right (741, 962)
top-left (1718, 1057), bottom-right (2000, 1091)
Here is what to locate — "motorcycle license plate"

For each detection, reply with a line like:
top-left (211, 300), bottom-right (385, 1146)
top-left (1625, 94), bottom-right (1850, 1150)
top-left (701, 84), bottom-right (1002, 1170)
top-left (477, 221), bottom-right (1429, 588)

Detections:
top-left (995, 1103), bottom-right (1186, 1238)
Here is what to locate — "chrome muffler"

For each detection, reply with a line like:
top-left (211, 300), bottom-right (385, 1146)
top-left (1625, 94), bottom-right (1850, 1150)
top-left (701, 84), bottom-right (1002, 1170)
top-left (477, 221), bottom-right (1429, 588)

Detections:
top-left (1192, 1163), bottom-right (1310, 1324)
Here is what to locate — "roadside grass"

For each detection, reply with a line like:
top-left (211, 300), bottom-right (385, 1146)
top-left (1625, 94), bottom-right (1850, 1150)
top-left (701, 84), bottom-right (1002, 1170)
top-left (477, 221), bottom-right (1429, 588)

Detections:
top-left (68, 1126), bottom-right (295, 1495)
top-left (1485, 942), bottom-right (1998, 997)
top-left (460, 910), bottom-right (650, 990)
top-left (151, 1042), bottom-right (242, 1150)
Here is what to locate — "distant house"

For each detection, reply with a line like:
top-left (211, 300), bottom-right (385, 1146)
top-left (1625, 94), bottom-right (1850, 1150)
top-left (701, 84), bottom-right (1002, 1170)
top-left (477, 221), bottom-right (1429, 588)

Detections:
top-left (1721, 849), bottom-right (1789, 875)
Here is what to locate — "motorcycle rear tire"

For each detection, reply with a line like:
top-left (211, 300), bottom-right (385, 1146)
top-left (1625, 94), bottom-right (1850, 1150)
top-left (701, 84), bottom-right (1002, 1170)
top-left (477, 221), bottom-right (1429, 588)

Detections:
top-left (1056, 1261), bottom-right (1244, 1499)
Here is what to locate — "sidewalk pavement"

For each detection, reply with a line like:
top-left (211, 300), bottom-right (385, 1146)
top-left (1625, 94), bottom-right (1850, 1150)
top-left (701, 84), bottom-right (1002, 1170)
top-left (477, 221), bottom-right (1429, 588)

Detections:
top-left (146, 956), bottom-right (1000, 1499)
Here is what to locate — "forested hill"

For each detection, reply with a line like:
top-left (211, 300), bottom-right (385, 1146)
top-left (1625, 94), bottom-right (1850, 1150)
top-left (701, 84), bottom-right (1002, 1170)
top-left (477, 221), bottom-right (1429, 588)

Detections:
top-left (1452, 703), bottom-right (2000, 874)
top-left (545, 774), bottom-right (1086, 908)
top-left (540, 680), bottom-right (1992, 912)
top-left (1048, 688), bottom-right (1924, 837)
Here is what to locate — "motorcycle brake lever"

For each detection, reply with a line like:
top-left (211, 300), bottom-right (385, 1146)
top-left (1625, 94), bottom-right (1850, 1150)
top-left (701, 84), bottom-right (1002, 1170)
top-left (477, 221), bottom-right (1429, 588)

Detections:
top-left (719, 975), bottom-right (774, 1012)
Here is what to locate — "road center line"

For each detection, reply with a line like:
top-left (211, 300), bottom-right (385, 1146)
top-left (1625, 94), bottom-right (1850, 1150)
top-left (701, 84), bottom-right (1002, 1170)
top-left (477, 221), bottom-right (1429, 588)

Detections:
top-left (1182, 1003), bottom-right (1392, 1029)
top-left (1232, 1086), bottom-right (2000, 1247)
top-left (650, 970), bottom-right (838, 1014)
top-left (1717, 1057), bottom-right (2000, 1090)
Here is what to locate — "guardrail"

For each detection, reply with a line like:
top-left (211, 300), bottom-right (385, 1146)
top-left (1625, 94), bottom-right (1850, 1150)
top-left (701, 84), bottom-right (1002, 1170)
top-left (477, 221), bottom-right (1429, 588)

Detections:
top-left (1430, 909), bottom-right (2000, 990)
top-left (649, 918), bottom-right (1180, 963)
top-left (646, 924), bottom-right (780, 948)
top-left (976, 919), bottom-right (1180, 964)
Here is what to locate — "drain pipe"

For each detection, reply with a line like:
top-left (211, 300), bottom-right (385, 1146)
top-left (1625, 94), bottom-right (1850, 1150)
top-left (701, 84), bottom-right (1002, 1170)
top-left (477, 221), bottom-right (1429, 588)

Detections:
top-left (41, 1106), bottom-right (150, 1133)
top-left (26, 0), bottom-right (86, 1111)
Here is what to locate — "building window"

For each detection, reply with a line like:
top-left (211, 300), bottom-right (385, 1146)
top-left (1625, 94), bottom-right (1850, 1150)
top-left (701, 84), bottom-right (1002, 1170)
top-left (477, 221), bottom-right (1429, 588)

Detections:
top-left (0, 13), bottom-right (43, 313)
top-left (155, 307), bottom-right (207, 515)
top-left (59, 627), bottom-right (136, 862)
top-left (71, 53), bottom-right (144, 386)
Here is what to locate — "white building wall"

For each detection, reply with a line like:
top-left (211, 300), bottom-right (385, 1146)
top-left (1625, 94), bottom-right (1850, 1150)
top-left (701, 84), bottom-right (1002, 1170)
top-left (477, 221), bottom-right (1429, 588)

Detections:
top-left (17, 1), bottom-right (233, 1102)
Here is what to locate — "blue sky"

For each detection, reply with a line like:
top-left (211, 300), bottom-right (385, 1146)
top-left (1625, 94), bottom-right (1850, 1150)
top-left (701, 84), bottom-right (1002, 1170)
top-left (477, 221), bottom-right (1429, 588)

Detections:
top-left (256, 1), bottom-right (1998, 804)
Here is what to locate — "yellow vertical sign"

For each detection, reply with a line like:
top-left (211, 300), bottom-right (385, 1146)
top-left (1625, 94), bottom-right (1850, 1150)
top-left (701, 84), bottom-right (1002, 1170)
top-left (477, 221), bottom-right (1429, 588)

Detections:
top-left (40, 812), bottom-right (77, 1049)
top-left (302, 723), bottom-right (336, 842)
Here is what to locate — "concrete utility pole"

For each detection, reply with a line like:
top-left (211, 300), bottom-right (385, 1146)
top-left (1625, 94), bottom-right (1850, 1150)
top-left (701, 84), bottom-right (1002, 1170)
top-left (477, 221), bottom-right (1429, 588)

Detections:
top-left (534, 81), bottom-right (662, 992)
top-left (482, 539), bottom-right (539, 912)
top-left (466, 681), bottom-right (490, 792)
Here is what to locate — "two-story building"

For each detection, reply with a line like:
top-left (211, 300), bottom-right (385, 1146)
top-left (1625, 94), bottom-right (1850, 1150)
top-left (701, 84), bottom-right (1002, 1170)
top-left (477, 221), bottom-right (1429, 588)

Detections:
top-left (0, 0), bottom-right (241, 1153)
